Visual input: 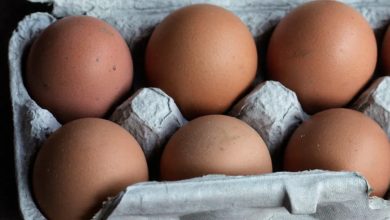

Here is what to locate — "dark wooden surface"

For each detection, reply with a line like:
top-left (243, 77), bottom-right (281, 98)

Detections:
top-left (0, 1), bottom-right (50, 219)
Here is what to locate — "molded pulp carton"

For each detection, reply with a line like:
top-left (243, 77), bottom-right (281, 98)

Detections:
top-left (9, 0), bottom-right (390, 219)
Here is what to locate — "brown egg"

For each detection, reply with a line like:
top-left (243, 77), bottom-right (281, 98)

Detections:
top-left (382, 26), bottom-right (390, 74)
top-left (160, 115), bottom-right (272, 181)
top-left (145, 4), bottom-right (257, 119)
top-left (26, 16), bottom-right (133, 123)
top-left (267, 1), bottom-right (377, 114)
top-left (32, 118), bottom-right (148, 220)
top-left (284, 108), bottom-right (390, 197)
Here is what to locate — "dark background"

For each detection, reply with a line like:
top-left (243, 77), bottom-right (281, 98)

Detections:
top-left (0, 1), bottom-right (50, 219)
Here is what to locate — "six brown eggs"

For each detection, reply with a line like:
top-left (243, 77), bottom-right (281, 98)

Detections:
top-left (25, 1), bottom-right (390, 219)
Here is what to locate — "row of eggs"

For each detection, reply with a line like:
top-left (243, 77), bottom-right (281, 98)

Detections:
top-left (25, 1), bottom-right (390, 219)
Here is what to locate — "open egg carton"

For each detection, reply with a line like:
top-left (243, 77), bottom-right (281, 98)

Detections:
top-left (9, 0), bottom-right (390, 219)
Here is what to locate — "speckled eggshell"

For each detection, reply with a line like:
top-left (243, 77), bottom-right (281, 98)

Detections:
top-left (26, 16), bottom-right (133, 123)
top-left (32, 118), bottom-right (148, 220)
top-left (267, 1), bottom-right (377, 114)
top-left (160, 115), bottom-right (272, 181)
top-left (284, 108), bottom-right (390, 197)
top-left (145, 4), bottom-right (258, 119)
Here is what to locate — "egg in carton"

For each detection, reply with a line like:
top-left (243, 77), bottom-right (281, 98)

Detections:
top-left (9, 0), bottom-right (390, 219)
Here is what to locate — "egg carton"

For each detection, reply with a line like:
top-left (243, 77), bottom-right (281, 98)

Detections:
top-left (9, 0), bottom-right (390, 219)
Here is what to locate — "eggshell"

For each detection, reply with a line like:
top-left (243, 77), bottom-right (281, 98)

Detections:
top-left (32, 118), bottom-right (148, 220)
top-left (26, 16), bottom-right (133, 123)
top-left (267, 1), bottom-right (377, 114)
top-left (160, 115), bottom-right (272, 181)
top-left (145, 4), bottom-right (257, 119)
top-left (284, 108), bottom-right (390, 197)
